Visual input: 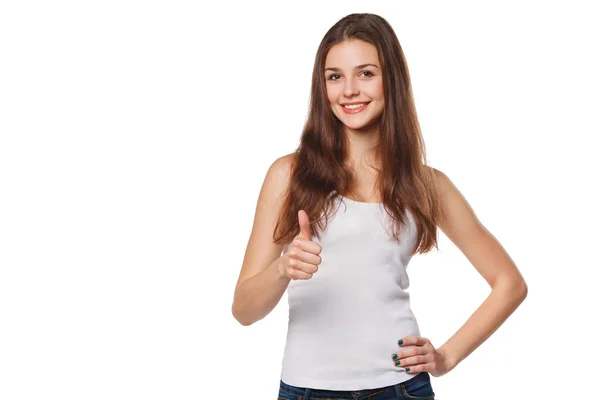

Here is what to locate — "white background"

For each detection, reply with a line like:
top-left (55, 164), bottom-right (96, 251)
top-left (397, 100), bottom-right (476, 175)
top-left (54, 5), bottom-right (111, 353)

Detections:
top-left (1, 1), bottom-right (598, 399)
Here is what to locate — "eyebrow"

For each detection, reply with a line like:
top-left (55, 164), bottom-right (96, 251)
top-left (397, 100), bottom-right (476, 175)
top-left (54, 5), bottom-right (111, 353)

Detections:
top-left (324, 63), bottom-right (380, 72)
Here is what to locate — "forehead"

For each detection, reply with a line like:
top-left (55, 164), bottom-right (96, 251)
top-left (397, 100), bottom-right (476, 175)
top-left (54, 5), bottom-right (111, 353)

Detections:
top-left (325, 39), bottom-right (379, 67)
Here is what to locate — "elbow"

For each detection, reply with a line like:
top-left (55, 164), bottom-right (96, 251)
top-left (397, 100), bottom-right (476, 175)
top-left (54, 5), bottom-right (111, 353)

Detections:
top-left (231, 302), bottom-right (254, 327)
top-left (519, 280), bottom-right (528, 299)
top-left (512, 275), bottom-right (528, 299)
top-left (493, 275), bottom-right (528, 299)
top-left (234, 317), bottom-right (252, 327)
top-left (509, 279), bottom-right (528, 302)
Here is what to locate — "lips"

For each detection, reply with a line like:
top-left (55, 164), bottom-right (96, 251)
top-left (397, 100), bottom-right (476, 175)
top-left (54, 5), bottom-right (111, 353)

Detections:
top-left (341, 102), bottom-right (370, 114)
top-left (341, 101), bottom-right (371, 106)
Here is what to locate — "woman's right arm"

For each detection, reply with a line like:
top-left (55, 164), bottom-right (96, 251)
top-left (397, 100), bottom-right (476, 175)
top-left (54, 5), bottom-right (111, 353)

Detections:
top-left (231, 154), bottom-right (293, 326)
top-left (232, 253), bottom-right (290, 326)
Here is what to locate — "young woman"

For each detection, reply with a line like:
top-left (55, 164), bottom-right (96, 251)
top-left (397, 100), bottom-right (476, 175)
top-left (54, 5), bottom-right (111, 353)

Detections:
top-left (232, 13), bottom-right (527, 399)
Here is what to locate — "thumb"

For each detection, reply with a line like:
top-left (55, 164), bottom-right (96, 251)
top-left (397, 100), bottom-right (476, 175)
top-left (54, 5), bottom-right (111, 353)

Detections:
top-left (297, 210), bottom-right (312, 240)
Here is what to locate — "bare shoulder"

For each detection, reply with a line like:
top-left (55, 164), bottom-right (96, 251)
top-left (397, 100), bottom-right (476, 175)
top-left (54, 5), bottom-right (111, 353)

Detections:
top-left (270, 153), bottom-right (294, 189)
top-left (429, 166), bottom-right (481, 239)
top-left (262, 153), bottom-right (294, 207)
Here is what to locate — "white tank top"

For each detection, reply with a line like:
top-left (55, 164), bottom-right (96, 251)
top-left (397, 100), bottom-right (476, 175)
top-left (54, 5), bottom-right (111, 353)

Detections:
top-left (279, 193), bottom-right (422, 390)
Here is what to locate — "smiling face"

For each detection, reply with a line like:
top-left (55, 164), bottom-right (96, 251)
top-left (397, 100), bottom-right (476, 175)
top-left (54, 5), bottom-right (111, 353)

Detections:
top-left (324, 39), bottom-right (385, 134)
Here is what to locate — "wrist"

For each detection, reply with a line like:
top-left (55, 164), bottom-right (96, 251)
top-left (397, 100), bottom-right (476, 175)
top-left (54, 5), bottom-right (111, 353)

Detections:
top-left (275, 257), bottom-right (288, 280)
top-left (439, 345), bottom-right (458, 372)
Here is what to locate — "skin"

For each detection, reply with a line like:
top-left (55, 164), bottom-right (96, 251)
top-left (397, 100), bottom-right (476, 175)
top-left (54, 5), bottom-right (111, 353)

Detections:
top-left (324, 39), bottom-right (528, 378)
top-left (325, 39), bottom-right (384, 173)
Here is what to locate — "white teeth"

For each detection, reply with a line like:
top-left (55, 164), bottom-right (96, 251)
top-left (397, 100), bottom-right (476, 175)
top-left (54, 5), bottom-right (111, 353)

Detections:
top-left (343, 103), bottom-right (367, 109)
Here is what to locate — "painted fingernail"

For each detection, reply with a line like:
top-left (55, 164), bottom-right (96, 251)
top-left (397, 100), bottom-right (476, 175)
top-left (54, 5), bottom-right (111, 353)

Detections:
top-left (392, 354), bottom-right (398, 359)
top-left (398, 340), bottom-right (403, 345)
top-left (395, 360), bottom-right (400, 366)
top-left (406, 368), bottom-right (410, 372)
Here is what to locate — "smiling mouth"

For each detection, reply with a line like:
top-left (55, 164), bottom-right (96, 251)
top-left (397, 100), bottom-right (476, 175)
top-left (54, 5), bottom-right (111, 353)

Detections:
top-left (341, 102), bottom-right (370, 114)
top-left (342, 102), bottom-right (370, 109)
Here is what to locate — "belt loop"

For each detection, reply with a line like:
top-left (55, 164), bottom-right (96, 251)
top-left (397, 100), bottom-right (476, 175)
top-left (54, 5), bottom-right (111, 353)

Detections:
top-left (303, 387), bottom-right (312, 400)
top-left (394, 382), bottom-right (403, 397)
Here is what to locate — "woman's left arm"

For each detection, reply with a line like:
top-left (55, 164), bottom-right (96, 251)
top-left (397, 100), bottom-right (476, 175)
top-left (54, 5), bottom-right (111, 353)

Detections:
top-left (432, 168), bottom-right (528, 371)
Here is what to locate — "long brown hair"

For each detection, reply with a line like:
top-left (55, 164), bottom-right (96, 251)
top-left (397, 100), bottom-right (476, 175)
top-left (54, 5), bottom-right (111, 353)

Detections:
top-left (273, 13), bottom-right (443, 256)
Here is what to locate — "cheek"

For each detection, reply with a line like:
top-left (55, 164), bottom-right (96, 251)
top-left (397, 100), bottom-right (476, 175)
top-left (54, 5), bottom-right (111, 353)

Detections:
top-left (325, 86), bottom-right (338, 104)
top-left (366, 79), bottom-right (384, 99)
top-left (368, 86), bottom-right (384, 100)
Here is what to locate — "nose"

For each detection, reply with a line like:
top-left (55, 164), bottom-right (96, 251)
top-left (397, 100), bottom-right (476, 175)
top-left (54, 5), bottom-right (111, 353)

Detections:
top-left (344, 77), bottom-right (359, 97)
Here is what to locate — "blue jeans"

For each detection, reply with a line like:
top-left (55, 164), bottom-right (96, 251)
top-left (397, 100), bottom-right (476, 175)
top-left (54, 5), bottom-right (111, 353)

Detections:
top-left (278, 371), bottom-right (436, 399)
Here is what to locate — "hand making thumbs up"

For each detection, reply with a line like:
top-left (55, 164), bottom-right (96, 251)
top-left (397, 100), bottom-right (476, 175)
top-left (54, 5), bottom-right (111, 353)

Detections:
top-left (281, 210), bottom-right (323, 280)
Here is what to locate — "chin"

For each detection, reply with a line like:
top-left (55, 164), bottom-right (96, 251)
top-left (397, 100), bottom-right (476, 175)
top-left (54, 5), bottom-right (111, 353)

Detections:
top-left (339, 116), bottom-right (375, 127)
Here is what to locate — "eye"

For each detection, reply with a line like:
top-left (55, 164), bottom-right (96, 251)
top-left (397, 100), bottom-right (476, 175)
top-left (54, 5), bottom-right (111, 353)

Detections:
top-left (326, 70), bottom-right (374, 81)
